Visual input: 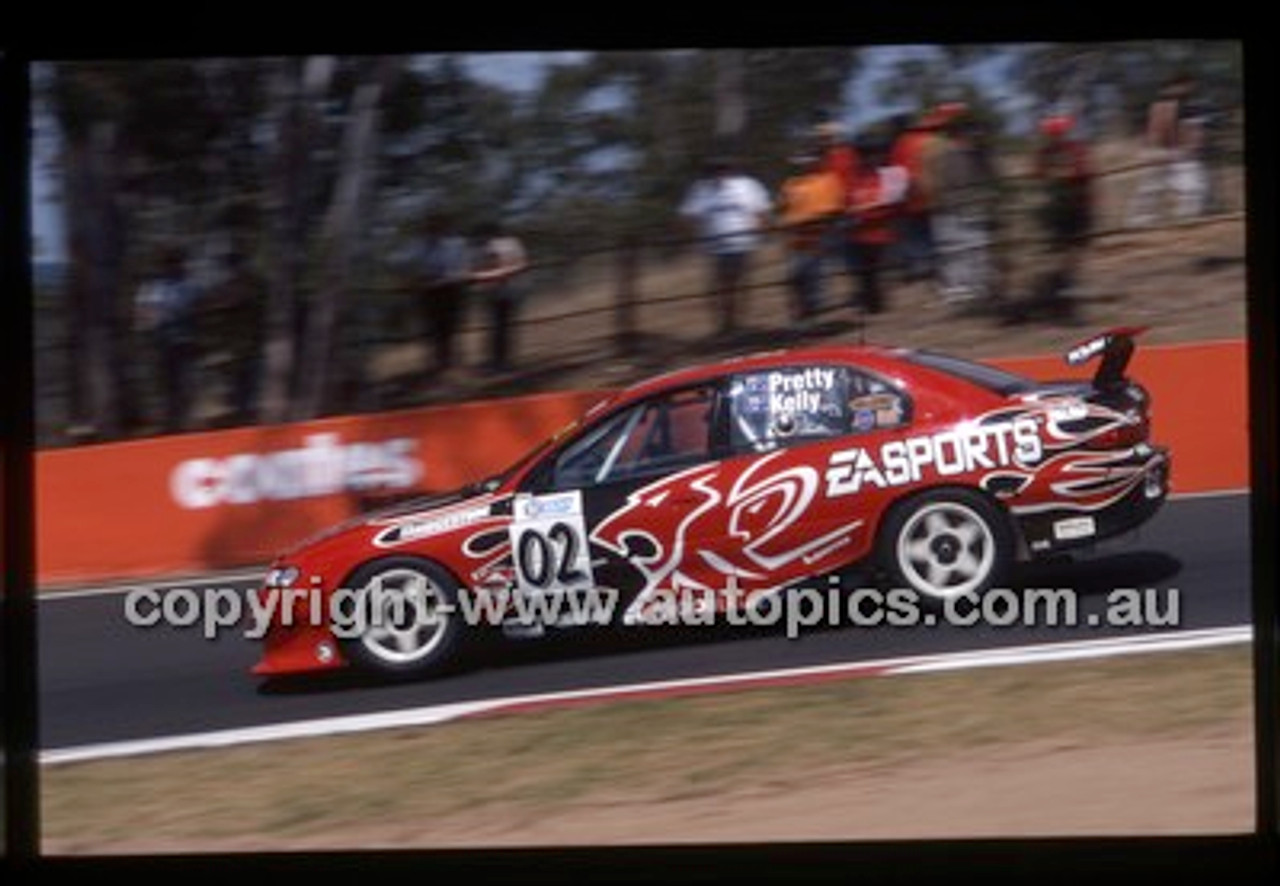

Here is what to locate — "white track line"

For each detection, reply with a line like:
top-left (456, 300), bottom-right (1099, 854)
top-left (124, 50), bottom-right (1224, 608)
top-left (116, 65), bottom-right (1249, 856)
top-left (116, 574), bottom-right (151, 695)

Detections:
top-left (40, 624), bottom-right (1251, 766)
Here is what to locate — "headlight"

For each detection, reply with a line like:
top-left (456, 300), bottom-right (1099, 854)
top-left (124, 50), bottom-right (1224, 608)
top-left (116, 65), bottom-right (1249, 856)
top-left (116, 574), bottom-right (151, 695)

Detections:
top-left (264, 565), bottom-right (301, 588)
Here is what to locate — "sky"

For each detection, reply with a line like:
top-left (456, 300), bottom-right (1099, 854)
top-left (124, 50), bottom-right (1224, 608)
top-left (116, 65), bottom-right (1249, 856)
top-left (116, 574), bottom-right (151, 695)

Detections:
top-left (30, 64), bottom-right (60, 262)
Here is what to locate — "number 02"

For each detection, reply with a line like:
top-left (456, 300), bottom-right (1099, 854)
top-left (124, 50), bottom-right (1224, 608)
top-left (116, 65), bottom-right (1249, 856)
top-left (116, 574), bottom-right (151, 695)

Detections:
top-left (516, 521), bottom-right (587, 589)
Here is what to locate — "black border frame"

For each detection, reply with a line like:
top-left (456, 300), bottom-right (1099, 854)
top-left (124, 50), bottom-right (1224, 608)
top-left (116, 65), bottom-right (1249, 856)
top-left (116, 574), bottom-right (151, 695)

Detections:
top-left (4, 10), bottom-right (1276, 882)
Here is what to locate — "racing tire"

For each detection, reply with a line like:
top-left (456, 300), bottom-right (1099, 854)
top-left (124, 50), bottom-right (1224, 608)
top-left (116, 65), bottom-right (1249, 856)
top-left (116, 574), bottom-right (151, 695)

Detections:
top-left (337, 556), bottom-right (469, 680)
top-left (877, 488), bottom-right (1014, 607)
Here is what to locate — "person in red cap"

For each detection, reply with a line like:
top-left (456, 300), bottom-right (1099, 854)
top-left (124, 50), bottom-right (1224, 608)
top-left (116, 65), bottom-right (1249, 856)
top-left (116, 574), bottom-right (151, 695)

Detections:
top-left (814, 119), bottom-right (859, 192)
top-left (847, 132), bottom-right (907, 315)
top-left (1033, 112), bottom-right (1094, 311)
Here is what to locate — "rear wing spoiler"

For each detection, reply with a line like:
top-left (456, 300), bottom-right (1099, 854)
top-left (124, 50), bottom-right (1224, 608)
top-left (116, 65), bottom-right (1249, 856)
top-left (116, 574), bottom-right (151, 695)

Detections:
top-left (1064, 326), bottom-right (1149, 390)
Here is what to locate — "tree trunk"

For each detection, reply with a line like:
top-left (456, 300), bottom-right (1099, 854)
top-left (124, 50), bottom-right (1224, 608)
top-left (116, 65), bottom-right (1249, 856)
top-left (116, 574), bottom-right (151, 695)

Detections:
top-left (713, 50), bottom-right (747, 152)
top-left (258, 57), bottom-right (334, 423)
top-left (61, 139), bottom-right (91, 436)
top-left (63, 121), bottom-right (127, 439)
top-left (295, 58), bottom-right (395, 420)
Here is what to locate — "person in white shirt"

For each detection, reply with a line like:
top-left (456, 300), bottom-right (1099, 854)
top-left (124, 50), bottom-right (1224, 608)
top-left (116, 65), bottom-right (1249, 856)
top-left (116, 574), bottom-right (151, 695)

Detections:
top-left (471, 221), bottom-right (529, 373)
top-left (679, 157), bottom-right (771, 338)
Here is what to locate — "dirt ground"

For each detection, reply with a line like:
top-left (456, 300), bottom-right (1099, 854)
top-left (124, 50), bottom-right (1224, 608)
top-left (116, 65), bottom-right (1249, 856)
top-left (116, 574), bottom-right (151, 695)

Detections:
top-left (511, 734), bottom-right (1253, 845)
top-left (364, 212), bottom-right (1247, 413)
top-left (374, 733), bottom-right (1252, 845)
top-left (42, 646), bottom-right (1255, 854)
top-left (66, 733), bottom-right (1250, 855)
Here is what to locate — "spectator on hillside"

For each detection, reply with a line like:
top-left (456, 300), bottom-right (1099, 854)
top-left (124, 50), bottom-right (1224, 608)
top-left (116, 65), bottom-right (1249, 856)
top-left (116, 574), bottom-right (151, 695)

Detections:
top-left (1126, 72), bottom-right (1209, 226)
top-left (470, 221), bottom-right (530, 373)
top-left (208, 250), bottom-right (267, 423)
top-left (679, 156), bottom-right (772, 338)
top-left (1033, 113), bottom-right (1095, 313)
top-left (967, 114), bottom-right (1011, 304)
top-left (134, 245), bottom-right (201, 433)
top-left (777, 150), bottom-right (845, 328)
top-left (847, 133), bottom-right (908, 315)
top-left (1197, 85), bottom-right (1232, 215)
top-left (889, 106), bottom-right (951, 283)
top-left (811, 119), bottom-right (860, 301)
top-left (922, 104), bottom-right (998, 306)
top-left (814, 117), bottom-right (860, 190)
top-left (417, 211), bottom-right (471, 379)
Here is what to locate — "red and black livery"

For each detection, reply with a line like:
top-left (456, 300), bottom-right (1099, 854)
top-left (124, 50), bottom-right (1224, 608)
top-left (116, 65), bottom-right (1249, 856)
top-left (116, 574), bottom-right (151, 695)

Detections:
top-left (254, 328), bottom-right (1169, 679)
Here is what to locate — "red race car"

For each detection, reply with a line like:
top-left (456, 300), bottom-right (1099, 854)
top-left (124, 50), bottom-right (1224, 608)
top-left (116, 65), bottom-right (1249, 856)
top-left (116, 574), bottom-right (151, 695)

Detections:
top-left (252, 328), bottom-right (1169, 679)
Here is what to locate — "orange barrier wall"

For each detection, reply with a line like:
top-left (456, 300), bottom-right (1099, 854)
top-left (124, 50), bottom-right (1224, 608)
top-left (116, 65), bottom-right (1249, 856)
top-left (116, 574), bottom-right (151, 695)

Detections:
top-left (36, 390), bottom-right (605, 586)
top-left (992, 339), bottom-right (1248, 495)
top-left (35, 340), bottom-right (1248, 587)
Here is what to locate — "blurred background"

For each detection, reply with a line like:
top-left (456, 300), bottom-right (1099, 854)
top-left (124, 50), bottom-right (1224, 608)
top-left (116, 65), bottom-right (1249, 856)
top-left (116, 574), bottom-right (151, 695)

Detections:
top-left (29, 41), bottom-right (1245, 448)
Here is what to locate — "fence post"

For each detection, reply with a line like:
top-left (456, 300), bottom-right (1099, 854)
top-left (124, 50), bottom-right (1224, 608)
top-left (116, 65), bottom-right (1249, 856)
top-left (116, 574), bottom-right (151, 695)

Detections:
top-left (614, 235), bottom-right (640, 353)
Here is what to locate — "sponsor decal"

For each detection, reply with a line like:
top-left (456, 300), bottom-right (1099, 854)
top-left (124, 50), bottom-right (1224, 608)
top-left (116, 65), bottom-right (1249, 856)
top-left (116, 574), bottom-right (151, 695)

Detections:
top-left (850, 393), bottom-right (898, 412)
top-left (1066, 335), bottom-right (1108, 366)
top-left (1053, 515), bottom-right (1097, 541)
top-left (849, 393), bottom-right (904, 429)
top-left (764, 367), bottom-right (839, 416)
top-left (1046, 401), bottom-right (1089, 422)
top-left (825, 418), bottom-right (1043, 497)
top-left (170, 434), bottom-right (422, 509)
top-left (373, 505), bottom-right (493, 547)
top-left (516, 491), bottom-right (581, 521)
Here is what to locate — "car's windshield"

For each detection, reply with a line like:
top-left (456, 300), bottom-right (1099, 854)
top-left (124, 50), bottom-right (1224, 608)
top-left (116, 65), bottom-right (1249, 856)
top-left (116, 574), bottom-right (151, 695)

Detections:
top-left (470, 395), bottom-right (618, 492)
top-left (470, 429), bottom-right (569, 493)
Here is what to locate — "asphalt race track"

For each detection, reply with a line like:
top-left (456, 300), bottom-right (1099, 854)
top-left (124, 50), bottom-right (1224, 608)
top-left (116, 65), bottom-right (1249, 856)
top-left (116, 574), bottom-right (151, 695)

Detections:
top-left (38, 495), bottom-right (1251, 751)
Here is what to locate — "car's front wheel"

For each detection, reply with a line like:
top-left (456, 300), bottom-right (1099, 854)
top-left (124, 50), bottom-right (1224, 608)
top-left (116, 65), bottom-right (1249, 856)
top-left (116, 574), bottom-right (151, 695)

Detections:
top-left (338, 556), bottom-right (467, 679)
top-left (878, 489), bottom-right (1013, 604)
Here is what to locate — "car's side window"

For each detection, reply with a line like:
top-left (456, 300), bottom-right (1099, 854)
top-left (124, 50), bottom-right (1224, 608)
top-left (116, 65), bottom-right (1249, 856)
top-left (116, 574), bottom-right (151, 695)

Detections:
top-left (548, 385), bottom-right (719, 490)
top-left (728, 365), bottom-right (910, 453)
top-left (847, 370), bottom-right (911, 434)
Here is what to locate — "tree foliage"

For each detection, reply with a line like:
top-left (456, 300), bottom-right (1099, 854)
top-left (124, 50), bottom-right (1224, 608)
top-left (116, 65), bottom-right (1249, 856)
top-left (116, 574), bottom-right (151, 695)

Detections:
top-left (36, 41), bottom-right (1243, 439)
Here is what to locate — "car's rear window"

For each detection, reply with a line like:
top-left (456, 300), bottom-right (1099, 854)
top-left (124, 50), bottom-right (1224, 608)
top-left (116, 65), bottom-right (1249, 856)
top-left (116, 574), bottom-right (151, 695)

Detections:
top-left (899, 350), bottom-right (1036, 396)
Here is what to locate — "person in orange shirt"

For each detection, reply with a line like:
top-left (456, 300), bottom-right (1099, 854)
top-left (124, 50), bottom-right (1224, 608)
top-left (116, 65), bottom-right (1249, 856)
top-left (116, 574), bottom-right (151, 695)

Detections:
top-left (848, 134), bottom-right (908, 315)
top-left (776, 151), bottom-right (845, 327)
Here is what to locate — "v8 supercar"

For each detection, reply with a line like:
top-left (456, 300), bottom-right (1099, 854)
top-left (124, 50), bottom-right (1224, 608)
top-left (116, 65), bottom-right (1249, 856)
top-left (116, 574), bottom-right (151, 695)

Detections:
top-left (253, 328), bottom-right (1169, 679)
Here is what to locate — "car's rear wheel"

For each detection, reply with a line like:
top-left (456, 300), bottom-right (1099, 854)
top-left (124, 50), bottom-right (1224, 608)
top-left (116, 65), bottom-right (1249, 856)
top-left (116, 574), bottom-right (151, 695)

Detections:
top-left (879, 489), bottom-right (1013, 604)
top-left (338, 557), bottom-right (466, 679)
